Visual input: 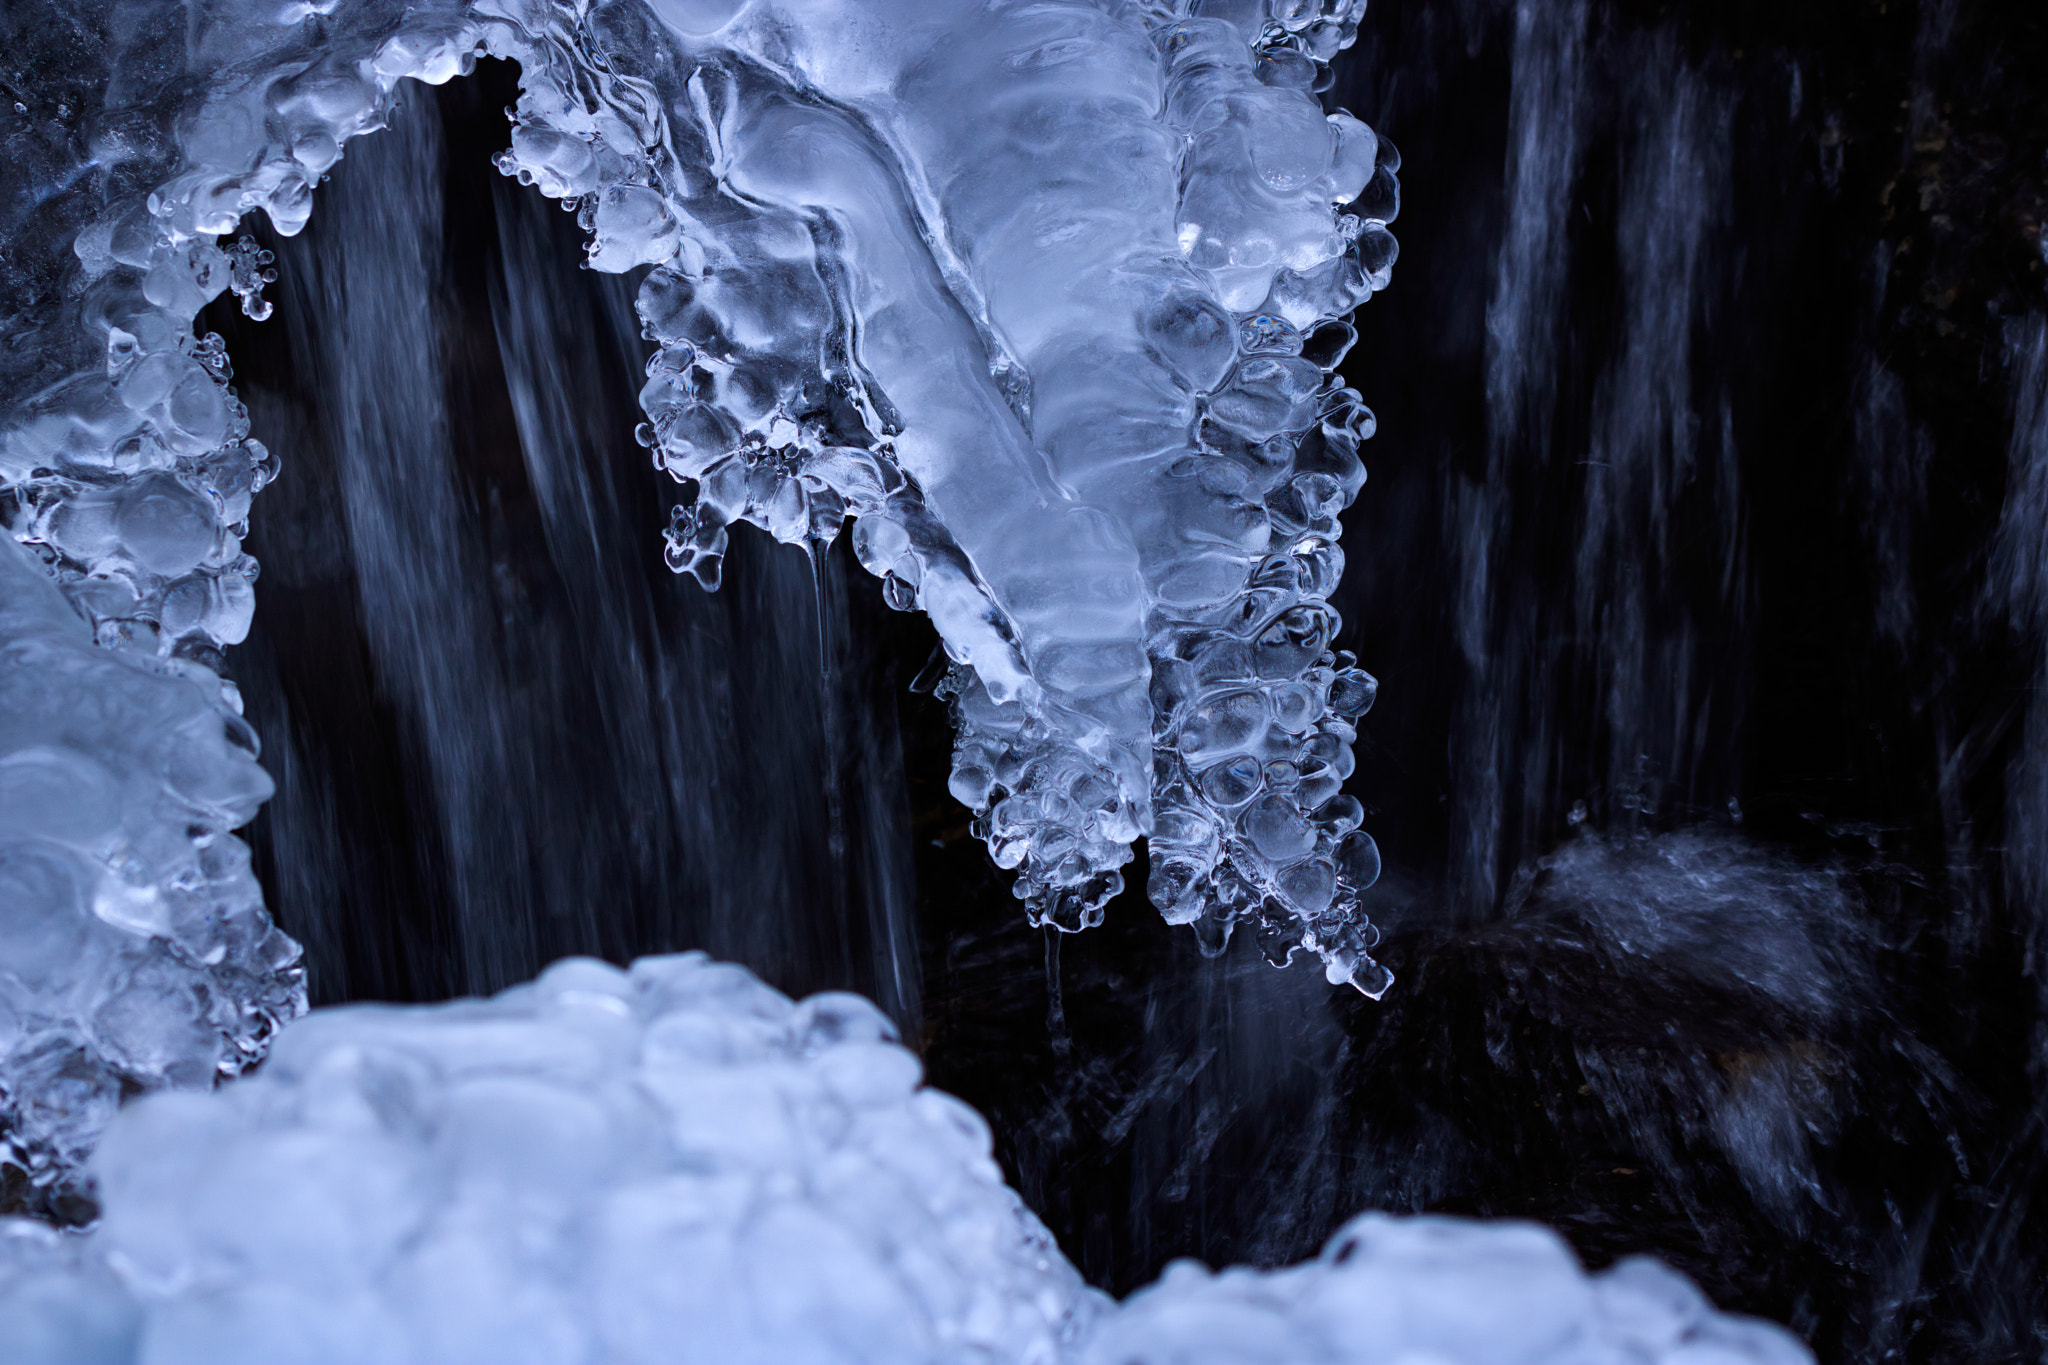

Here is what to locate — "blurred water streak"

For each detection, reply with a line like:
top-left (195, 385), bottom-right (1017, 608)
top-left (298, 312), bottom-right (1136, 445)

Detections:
top-left (223, 79), bottom-right (920, 1023)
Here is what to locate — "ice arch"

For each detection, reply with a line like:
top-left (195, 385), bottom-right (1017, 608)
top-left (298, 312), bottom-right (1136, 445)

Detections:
top-left (0, 0), bottom-right (1392, 1196)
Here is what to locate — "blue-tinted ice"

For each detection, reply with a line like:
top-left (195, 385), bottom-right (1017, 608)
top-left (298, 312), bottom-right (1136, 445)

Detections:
top-left (0, 951), bottom-right (1813, 1365)
top-left (613, 1), bottom-right (1398, 974)
top-left (0, 3), bottom-right (1833, 1349)
top-left (0, 539), bottom-right (302, 1206)
top-left (3, 0), bottom-right (1396, 1012)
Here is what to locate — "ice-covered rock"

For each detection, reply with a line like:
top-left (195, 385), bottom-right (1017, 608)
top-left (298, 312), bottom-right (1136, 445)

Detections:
top-left (3, 0), bottom-right (1397, 1001)
top-left (1, 953), bottom-right (1101, 1365)
top-left (0, 537), bottom-right (302, 1217)
top-left (0, 952), bottom-right (1813, 1365)
top-left (1081, 1216), bottom-right (1813, 1365)
top-left (0, 1217), bottom-right (141, 1364)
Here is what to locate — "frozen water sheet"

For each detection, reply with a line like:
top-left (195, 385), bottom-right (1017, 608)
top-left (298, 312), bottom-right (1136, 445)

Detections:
top-left (0, 952), bottom-right (1814, 1365)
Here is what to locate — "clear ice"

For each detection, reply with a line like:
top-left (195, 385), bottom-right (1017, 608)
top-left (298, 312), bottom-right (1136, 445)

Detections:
top-left (620, 0), bottom-right (1396, 977)
top-left (0, 951), bottom-right (1814, 1365)
top-left (3, 0), bottom-right (1397, 1031)
top-left (0, 537), bottom-right (302, 1214)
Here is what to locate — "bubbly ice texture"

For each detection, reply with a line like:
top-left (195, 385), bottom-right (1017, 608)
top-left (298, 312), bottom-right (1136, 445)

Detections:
top-left (0, 538), bottom-right (303, 1216)
top-left (1, 0), bottom-right (1397, 997)
top-left (0, 951), bottom-right (1814, 1365)
top-left (624, 0), bottom-right (1398, 978)
top-left (9, 952), bottom-right (1105, 1365)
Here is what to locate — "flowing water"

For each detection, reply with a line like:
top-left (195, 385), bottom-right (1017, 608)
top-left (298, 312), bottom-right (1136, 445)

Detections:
top-left (218, 76), bottom-right (921, 1023)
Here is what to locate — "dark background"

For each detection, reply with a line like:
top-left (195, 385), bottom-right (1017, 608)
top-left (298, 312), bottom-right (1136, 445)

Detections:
top-left (202, 2), bottom-right (2048, 1359)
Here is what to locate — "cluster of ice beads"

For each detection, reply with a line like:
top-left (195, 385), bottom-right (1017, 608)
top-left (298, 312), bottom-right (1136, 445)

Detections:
top-left (599, 0), bottom-right (1402, 983)
top-left (0, 0), bottom-right (1402, 1211)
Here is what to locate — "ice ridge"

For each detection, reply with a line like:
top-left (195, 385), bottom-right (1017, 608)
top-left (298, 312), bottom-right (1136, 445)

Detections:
top-left (0, 951), bottom-right (1815, 1365)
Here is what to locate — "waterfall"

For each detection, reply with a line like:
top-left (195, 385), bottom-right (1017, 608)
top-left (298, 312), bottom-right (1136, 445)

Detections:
top-left (1446, 18), bottom-right (1744, 917)
top-left (3, 0), bottom-right (2047, 1358)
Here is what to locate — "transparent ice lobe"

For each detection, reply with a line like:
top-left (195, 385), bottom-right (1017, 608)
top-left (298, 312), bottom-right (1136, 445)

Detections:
top-left (606, 0), bottom-right (1400, 977)
top-left (0, 0), bottom-right (503, 1198)
top-left (0, 956), bottom-right (1814, 1365)
top-left (0, 539), bottom-right (303, 1214)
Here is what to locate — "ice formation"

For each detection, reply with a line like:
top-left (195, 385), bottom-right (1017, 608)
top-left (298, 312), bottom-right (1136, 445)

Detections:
top-left (1080, 1218), bottom-right (1814, 1365)
top-left (619, 0), bottom-right (1397, 983)
top-left (0, 951), bottom-right (1814, 1365)
top-left (0, 536), bottom-right (303, 1216)
top-left (0, 0), bottom-right (321, 1198)
top-left (2, 0), bottom-right (1396, 1010)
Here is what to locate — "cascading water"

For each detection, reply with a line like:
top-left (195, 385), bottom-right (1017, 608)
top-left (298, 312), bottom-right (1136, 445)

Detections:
top-left (1440, 8), bottom-right (1747, 912)
top-left (224, 75), bottom-right (922, 1018)
top-left (1995, 314), bottom-right (2048, 993)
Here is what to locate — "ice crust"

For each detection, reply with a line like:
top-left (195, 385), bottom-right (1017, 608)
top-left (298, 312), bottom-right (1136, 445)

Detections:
top-left (0, 537), bottom-right (303, 1215)
top-left (0, 952), bottom-right (1814, 1365)
top-left (2, 0), bottom-right (1396, 1009)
